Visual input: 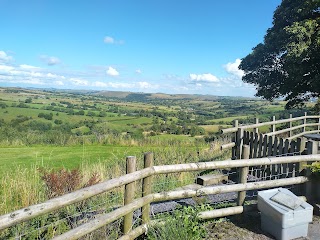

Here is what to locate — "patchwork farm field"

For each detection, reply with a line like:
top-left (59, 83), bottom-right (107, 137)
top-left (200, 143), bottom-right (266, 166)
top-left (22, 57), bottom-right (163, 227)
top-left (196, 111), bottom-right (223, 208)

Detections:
top-left (0, 87), bottom-right (312, 213)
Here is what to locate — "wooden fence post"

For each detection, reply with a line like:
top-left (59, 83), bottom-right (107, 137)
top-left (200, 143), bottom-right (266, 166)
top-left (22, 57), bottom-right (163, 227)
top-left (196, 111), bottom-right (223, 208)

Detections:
top-left (236, 128), bottom-right (244, 159)
top-left (142, 152), bottom-right (153, 224)
top-left (232, 120), bottom-right (238, 160)
top-left (123, 156), bottom-right (137, 234)
top-left (303, 112), bottom-right (307, 133)
top-left (254, 117), bottom-right (259, 134)
top-left (237, 145), bottom-right (250, 206)
top-left (318, 112), bottom-right (320, 132)
top-left (305, 141), bottom-right (318, 201)
top-left (289, 114), bottom-right (293, 138)
top-left (271, 116), bottom-right (276, 141)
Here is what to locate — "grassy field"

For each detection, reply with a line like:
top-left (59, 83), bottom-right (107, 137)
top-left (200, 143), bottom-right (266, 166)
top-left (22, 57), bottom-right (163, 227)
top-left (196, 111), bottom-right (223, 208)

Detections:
top-left (0, 145), bottom-right (147, 173)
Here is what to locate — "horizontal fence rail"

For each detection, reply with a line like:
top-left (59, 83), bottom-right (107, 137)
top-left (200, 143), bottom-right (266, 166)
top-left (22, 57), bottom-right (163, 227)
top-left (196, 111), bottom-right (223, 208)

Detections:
top-left (1, 153), bottom-right (320, 239)
top-left (220, 114), bottom-right (320, 159)
top-left (221, 114), bottom-right (320, 135)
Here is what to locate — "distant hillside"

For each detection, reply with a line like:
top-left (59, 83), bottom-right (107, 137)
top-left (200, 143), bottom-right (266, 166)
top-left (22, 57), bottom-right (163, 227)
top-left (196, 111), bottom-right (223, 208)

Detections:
top-left (96, 90), bottom-right (250, 101)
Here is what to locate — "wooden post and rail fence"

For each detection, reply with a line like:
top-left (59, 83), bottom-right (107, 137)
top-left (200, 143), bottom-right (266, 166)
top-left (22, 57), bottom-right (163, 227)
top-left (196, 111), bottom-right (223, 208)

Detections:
top-left (0, 114), bottom-right (320, 239)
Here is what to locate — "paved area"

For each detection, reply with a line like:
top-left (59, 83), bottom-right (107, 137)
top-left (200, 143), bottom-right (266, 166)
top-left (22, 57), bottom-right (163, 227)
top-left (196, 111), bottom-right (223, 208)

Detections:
top-left (306, 215), bottom-right (320, 240)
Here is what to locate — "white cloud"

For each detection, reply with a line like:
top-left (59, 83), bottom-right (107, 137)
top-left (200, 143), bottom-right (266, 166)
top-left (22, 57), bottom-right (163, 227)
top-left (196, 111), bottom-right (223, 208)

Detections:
top-left (137, 81), bottom-right (158, 89)
top-left (224, 58), bottom-right (245, 78)
top-left (46, 73), bottom-right (59, 78)
top-left (0, 51), bottom-right (13, 62)
top-left (29, 72), bottom-right (43, 77)
top-left (104, 36), bottom-right (114, 44)
top-left (189, 73), bottom-right (219, 83)
top-left (107, 66), bottom-right (119, 76)
top-left (20, 64), bottom-right (39, 69)
top-left (0, 65), bottom-right (14, 72)
top-left (70, 78), bottom-right (89, 86)
top-left (108, 82), bottom-right (133, 88)
top-left (92, 81), bottom-right (108, 87)
top-left (54, 81), bottom-right (64, 86)
top-left (40, 55), bottom-right (61, 66)
top-left (135, 69), bottom-right (142, 74)
top-left (104, 36), bottom-right (124, 45)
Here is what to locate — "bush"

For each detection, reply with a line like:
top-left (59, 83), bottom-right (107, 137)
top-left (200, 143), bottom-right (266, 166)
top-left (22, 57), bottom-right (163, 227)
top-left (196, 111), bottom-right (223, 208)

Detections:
top-left (308, 162), bottom-right (320, 176)
top-left (38, 112), bottom-right (53, 120)
top-left (39, 168), bottom-right (100, 199)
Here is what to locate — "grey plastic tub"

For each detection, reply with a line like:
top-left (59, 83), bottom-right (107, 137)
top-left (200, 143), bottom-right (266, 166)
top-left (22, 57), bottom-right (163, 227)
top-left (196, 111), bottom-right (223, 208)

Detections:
top-left (258, 188), bottom-right (313, 240)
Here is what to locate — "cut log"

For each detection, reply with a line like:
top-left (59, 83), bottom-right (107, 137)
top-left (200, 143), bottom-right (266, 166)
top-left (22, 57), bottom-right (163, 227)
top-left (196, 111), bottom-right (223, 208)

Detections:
top-left (196, 174), bottom-right (228, 186)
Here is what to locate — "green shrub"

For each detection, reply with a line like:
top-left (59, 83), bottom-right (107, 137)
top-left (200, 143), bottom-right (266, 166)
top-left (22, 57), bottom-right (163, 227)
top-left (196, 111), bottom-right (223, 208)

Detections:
top-left (308, 161), bottom-right (320, 176)
top-left (147, 205), bottom-right (213, 240)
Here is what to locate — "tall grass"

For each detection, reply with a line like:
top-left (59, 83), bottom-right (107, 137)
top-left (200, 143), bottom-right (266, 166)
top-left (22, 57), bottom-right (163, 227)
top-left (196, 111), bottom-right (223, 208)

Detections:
top-left (0, 138), bottom-right (230, 215)
top-left (0, 138), bottom-right (231, 239)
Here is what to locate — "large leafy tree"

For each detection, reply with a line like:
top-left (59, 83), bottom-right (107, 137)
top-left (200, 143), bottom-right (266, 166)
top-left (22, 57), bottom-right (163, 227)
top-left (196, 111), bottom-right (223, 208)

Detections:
top-left (239, 0), bottom-right (320, 108)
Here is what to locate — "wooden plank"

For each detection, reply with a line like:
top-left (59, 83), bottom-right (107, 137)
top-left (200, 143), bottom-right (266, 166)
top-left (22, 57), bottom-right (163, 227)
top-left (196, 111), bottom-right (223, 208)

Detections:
top-left (262, 135), bottom-right (268, 157)
top-left (277, 138), bottom-right (285, 179)
top-left (266, 124), bottom-right (306, 137)
top-left (278, 138), bottom-right (284, 156)
top-left (249, 131), bottom-right (254, 159)
top-left (289, 114), bottom-right (293, 138)
top-left (198, 206), bottom-right (244, 219)
top-left (267, 136), bottom-right (273, 157)
top-left (221, 142), bottom-right (235, 150)
top-left (231, 120), bottom-right (238, 160)
top-left (253, 133), bottom-right (259, 159)
top-left (258, 133), bottom-right (264, 158)
top-left (142, 152), bottom-right (153, 224)
top-left (236, 128), bottom-right (244, 159)
top-left (282, 140), bottom-right (290, 177)
top-left (237, 145), bottom-right (250, 206)
top-left (254, 117), bottom-right (259, 134)
top-left (152, 154), bottom-right (320, 175)
top-left (152, 177), bottom-right (309, 202)
top-left (123, 156), bottom-right (137, 234)
top-left (288, 141), bottom-right (296, 177)
top-left (239, 116), bottom-right (306, 130)
top-left (303, 112), bottom-right (307, 133)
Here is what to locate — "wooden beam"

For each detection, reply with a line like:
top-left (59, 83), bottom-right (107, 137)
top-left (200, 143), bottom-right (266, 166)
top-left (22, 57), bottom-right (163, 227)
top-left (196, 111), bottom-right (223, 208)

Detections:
top-left (142, 152), bottom-right (153, 224)
top-left (152, 176), bottom-right (308, 202)
top-left (220, 142), bottom-right (235, 150)
top-left (198, 206), bottom-right (244, 219)
top-left (237, 145), bottom-right (250, 206)
top-left (123, 156), bottom-right (137, 234)
top-left (153, 154), bottom-right (320, 174)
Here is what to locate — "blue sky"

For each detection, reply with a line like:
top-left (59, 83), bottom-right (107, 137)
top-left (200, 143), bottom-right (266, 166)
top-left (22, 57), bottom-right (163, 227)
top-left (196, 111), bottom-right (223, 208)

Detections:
top-left (0, 0), bottom-right (281, 97)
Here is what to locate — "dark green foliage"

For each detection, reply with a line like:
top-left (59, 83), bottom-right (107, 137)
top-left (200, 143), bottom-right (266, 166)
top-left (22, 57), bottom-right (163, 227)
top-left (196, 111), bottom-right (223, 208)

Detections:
top-left (38, 112), bottom-right (53, 120)
top-left (54, 119), bottom-right (63, 125)
top-left (24, 98), bottom-right (32, 103)
top-left (28, 120), bottom-right (52, 131)
top-left (86, 111), bottom-right (96, 117)
top-left (0, 102), bottom-right (7, 109)
top-left (75, 110), bottom-right (85, 115)
top-left (16, 102), bottom-right (29, 108)
top-left (240, 0), bottom-right (320, 108)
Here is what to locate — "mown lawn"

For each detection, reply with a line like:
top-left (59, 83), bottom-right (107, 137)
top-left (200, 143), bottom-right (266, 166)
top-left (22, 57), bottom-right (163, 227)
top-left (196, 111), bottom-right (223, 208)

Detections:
top-left (0, 145), bottom-right (146, 173)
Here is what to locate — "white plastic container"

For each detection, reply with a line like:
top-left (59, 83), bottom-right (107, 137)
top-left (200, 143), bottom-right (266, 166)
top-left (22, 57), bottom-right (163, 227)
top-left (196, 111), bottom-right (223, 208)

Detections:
top-left (258, 188), bottom-right (313, 240)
